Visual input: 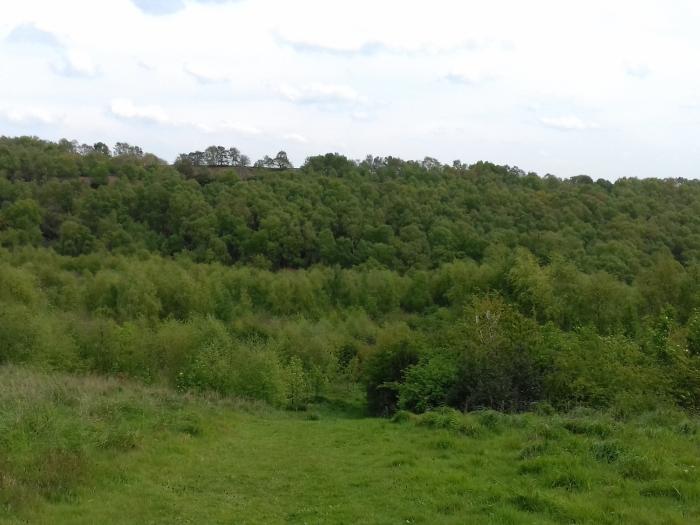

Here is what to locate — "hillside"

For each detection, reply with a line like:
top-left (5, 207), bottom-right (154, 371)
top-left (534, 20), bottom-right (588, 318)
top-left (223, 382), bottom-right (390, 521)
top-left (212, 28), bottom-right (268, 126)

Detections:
top-left (1, 136), bottom-right (700, 522)
top-left (3, 137), bottom-right (700, 277)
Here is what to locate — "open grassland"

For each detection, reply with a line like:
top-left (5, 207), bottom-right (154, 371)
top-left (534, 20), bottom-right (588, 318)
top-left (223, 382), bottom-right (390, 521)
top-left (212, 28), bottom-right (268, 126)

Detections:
top-left (0, 366), bottom-right (698, 524)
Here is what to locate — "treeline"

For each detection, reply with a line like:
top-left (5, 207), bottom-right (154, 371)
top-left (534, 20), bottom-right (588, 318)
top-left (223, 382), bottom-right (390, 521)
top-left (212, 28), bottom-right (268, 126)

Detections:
top-left (174, 147), bottom-right (294, 170)
top-left (1, 136), bottom-right (700, 415)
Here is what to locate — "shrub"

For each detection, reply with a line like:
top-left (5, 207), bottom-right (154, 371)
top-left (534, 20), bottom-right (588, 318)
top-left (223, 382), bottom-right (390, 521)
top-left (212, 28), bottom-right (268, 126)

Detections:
top-left (449, 296), bottom-right (550, 412)
top-left (414, 407), bottom-right (482, 437)
top-left (398, 354), bottom-right (458, 413)
top-left (391, 410), bottom-right (414, 424)
top-left (415, 407), bottom-right (464, 432)
top-left (0, 303), bottom-right (36, 363)
top-left (285, 356), bottom-right (313, 410)
top-left (364, 323), bottom-right (422, 416)
top-left (176, 339), bottom-right (287, 406)
top-left (0, 262), bottom-right (42, 305)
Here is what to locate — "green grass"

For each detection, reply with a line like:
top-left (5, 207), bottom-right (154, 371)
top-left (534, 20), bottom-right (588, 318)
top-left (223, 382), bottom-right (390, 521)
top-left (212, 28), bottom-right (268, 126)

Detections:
top-left (0, 366), bottom-right (698, 524)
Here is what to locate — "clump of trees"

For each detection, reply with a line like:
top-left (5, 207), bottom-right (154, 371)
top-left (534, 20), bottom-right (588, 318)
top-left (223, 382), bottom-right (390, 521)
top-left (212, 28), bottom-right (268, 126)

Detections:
top-left (175, 146), bottom-right (293, 170)
top-left (253, 151), bottom-right (292, 169)
top-left (176, 146), bottom-right (251, 168)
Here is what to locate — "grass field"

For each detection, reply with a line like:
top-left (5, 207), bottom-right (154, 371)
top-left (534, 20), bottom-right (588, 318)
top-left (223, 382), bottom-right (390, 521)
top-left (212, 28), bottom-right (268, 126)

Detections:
top-left (0, 366), bottom-right (698, 524)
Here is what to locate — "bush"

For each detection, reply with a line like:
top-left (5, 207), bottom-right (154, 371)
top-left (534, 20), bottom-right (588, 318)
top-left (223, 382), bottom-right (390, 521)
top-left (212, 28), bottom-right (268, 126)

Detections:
top-left (544, 329), bottom-right (664, 411)
top-left (285, 356), bottom-right (312, 410)
top-left (0, 262), bottom-right (42, 305)
top-left (415, 407), bottom-right (464, 432)
top-left (449, 296), bottom-right (549, 412)
top-left (414, 407), bottom-right (482, 437)
top-left (0, 303), bottom-right (35, 363)
top-left (363, 323), bottom-right (422, 416)
top-left (398, 354), bottom-right (458, 413)
top-left (176, 339), bottom-right (287, 406)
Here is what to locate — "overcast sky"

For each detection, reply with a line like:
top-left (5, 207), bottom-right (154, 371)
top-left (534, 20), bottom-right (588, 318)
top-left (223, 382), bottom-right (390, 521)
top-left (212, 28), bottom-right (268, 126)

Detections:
top-left (1, 0), bottom-right (699, 179)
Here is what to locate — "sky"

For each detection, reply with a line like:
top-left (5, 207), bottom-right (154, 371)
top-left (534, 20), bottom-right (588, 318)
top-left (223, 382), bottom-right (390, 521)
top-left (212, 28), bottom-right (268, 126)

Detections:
top-left (1, 0), bottom-right (700, 179)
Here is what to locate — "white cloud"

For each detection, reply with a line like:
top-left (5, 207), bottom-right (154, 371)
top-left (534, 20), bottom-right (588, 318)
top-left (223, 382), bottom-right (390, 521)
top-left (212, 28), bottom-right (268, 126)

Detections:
top-left (279, 83), bottom-right (367, 106)
top-left (0, 107), bottom-right (58, 125)
top-left (51, 49), bottom-right (99, 78)
top-left (275, 33), bottom-right (480, 57)
top-left (5, 23), bottom-right (62, 47)
top-left (6, 23), bottom-right (99, 79)
top-left (131, 0), bottom-right (185, 15)
top-left (110, 99), bottom-right (171, 124)
top-left (283, 133), bottom-right (308, 143)
top-left (538, 115), bottom-right (599, 131)
top-left (217, 121), bottom-right (262, 135)
top-left (109, 100), bottom-right (264, 138)
top-left (275, 32), bottom-right (482, 57)
top-left (275, 35), bottom-right (389, 57)
top-left (131, 0), bottom-right (241, 16)
top-left (183, 63), bottom-right (230, 84)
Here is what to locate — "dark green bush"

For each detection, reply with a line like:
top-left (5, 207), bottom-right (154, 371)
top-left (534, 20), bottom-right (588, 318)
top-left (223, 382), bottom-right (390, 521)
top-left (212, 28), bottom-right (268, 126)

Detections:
top-left (363, 324), bottom-right (422, 416)
top-left (398, 354), bottom-right (458, 413)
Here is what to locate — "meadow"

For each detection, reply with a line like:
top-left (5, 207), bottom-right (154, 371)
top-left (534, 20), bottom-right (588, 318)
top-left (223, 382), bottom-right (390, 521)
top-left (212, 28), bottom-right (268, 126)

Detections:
top-left (1, 366), bottom-right (698, 524)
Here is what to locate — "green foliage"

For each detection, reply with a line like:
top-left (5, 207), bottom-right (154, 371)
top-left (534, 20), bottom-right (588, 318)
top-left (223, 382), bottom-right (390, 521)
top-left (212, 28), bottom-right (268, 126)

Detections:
top-left (0, 198), bottom-right (43, 246)
top-left (3, 136), bottom-right (700, 417)
top-left (544, 328), bottom-right (664, 410)
top-left (5, 135), bottom-right (700, 282)
top-left (364, 323), bottom-right (422, 415)
top-left (285, 356), bottom-right (312, 410)
top-left (58, 220), bottom-right (96, 256)
top-left (176, 338), bottom-right (288, 406)
top-left (687, 309), bottom-right (700, 357)
top-left (398, 354), bottom-right (458, 412)
top-left (450, 296), bottom-right (550, 411)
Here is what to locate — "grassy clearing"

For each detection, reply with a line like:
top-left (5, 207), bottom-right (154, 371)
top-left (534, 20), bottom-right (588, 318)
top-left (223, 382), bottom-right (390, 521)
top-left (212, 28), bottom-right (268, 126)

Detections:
top-left (0, 366), bottom-right (698, 524)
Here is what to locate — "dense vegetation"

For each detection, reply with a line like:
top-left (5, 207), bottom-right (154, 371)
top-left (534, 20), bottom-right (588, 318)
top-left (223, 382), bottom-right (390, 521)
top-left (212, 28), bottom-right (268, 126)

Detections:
top-left (2, 135), bottom-right (700, 416)
top-left (2, 135), bottom-right (700, 521)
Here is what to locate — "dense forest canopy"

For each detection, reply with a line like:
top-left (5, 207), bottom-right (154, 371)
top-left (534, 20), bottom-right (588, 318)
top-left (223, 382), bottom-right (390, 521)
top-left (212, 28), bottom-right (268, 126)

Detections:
top-left (1, 135), bottom-right (700, 415)
top-left (2, 136), bottom-right (700, 277)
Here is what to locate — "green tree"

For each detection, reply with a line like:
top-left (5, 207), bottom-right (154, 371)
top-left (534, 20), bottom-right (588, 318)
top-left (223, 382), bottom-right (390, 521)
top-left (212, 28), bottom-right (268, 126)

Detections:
top-left (57, 220), bottom-right (96, 256)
